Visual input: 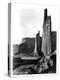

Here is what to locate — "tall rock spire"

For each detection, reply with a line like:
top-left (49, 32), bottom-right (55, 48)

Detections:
top-left (34, 31), bottom-right (40, 56)
top-left (44, 8), bottom-right (47, 22)
top-left (41, 9), bottom-right (51, 56)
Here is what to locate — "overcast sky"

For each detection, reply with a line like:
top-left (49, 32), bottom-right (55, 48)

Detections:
top-left (11, 3), bottom-right (58, 44)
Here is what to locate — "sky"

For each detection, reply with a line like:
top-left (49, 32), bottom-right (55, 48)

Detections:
top-left (11, 3), bottom-right (58, 44)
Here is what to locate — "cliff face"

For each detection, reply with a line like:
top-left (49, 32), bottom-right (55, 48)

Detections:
top-left (13, 9), bottom-right (56, 57)
top-left (41, 9), bottom-right (51, 56)
top-left (13, 9), bottom-right (56, 73)
top-left (13, 31), bottom-right (56, 55)
top-left (51, 31), bottom-right (56, 52)
top-left (18, 9), bottom-right (56, 56)
top-left (18, 37), bottom-right (42, 56)
top-left (41, 17), bottom-right (51, 56)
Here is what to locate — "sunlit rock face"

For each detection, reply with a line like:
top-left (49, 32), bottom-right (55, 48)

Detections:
top-left (13, 8), bottom-right (56, 74)
top-left (33, 31), bottom-right (40, 56)
top-left (41, 9), bottom-right (51, 56)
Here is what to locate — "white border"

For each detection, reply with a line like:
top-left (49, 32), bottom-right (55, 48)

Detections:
top-left (10, 2), bottom-right (59, 77)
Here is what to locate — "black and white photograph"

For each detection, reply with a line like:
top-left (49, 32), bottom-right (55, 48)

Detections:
top-left (8, 3), bottom-right (57, 76)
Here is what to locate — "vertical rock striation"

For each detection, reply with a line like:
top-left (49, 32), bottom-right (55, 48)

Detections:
top-left (41, 8), bottom-right (51, 56)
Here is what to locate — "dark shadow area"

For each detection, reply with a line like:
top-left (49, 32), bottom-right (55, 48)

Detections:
top-left (13, 31), bottom-right (56, 74)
